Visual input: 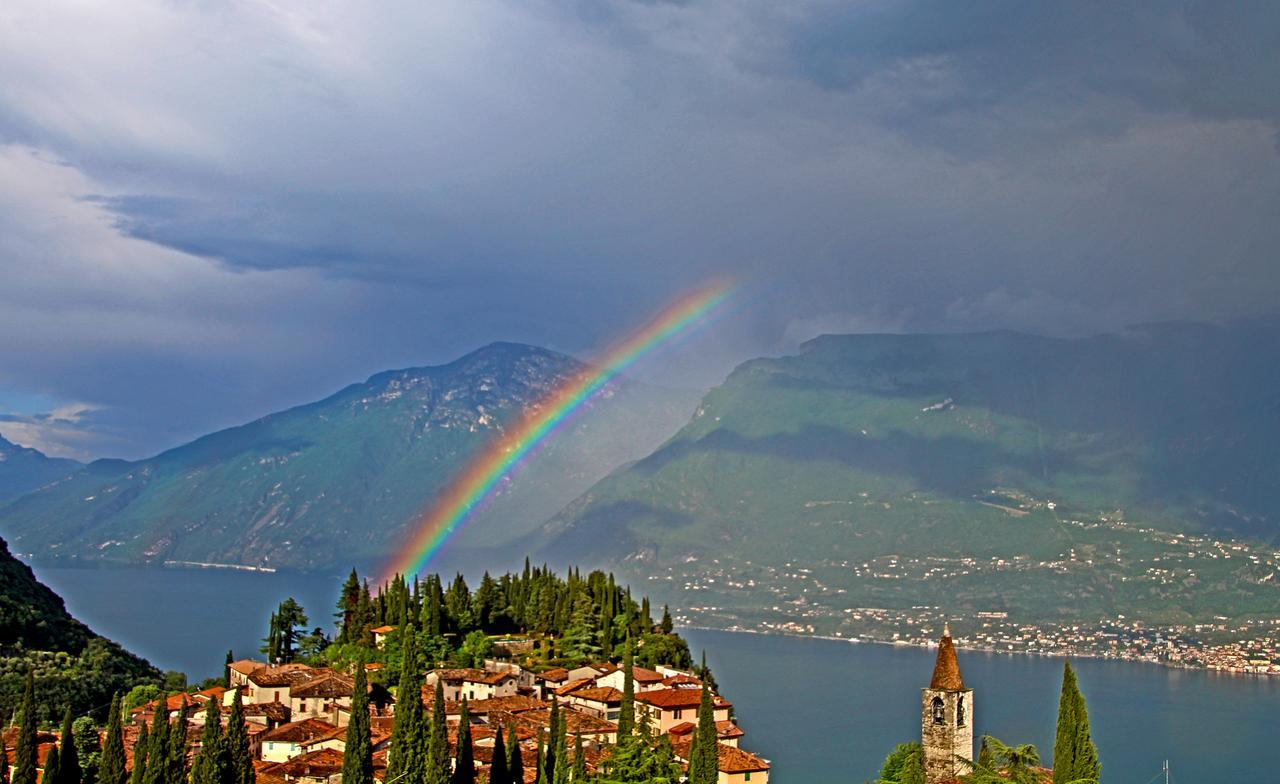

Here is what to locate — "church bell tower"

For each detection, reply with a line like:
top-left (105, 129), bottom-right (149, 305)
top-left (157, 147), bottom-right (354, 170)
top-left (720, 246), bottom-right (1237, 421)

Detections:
top-left (922, 625), bottom-right (974, 784)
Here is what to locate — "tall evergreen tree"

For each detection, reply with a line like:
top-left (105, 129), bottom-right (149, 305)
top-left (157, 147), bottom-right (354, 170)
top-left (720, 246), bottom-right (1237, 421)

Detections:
top-left (223, 691), bottom-right (254, 784)
top-left (570, 734), bottom-right (586, 783)
top-left (542, 700), bottom-right (559, 783)
top-left (223, 652), bottom-right (234, 689)
top-left (166, 700), bottom-right (190, 784)
top-left (44, 744), bottom-right (62, 784)
top-left (12, 672), bottom-right (36, 784)
top-left (337, 570), bottom-right (362, 644)
top-left (551, 707), bottom-right (569, 784)
top-left (687, 682), bottom-right (718, 784)
top-left (340, 664), bottom-right (374, 784)
top-left (386, 632), bottom-right (425, 784)
top-left (505, 725), bottom-right (522, 784)
top-left (190, 697), bottom-right (224, 784)
top-left (617, 636), bottom-right (635, 738)
top-left (128, 727), bottom-right (149, 784)
top-left (425, 681), bottom-right (449, 784)
top-left (1052, 661), bottom-right (1101, 784)
top-left (97, 695), bottom-right (126, 784)
top-left (489, 726), bottom-right (508, 784)
top-left (141, 701), bottom-right (168, 784)
top-left (55, 708), bottom-right (82, 784)
top-left (451, 700), bottom-right (474, 784)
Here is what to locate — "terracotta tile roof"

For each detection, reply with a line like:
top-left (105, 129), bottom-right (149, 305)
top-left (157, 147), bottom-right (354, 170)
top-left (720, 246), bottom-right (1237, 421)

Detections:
top-left (667, 719), bottom-right (745, 740)
top-left (248, 664), bottom-right (316, 688)
top-left (514, 708), bottom-right (617, 735)
top-left (672, 740), bottom-right (770, 773)
top-left (272, 748), bottom-right (347, 777)
top-left (930, 629), bottom-right (966, 691)
top-left (291, 672), bottom-right (355, 699)
top-left (553, 678), bottom-right (595, 697)
top-left (630, 666), bottom-right (666, 683)
top-left (260, 718), bottom-right (339, 744)
top-left (465, 695), bottom-right (546, 715)
top-left (240, 701), bottom-right (292, 723)
top-left (660, 674), bottom-right (702, 688)
top-left (567, 687), bottom-right (623, 705)
top-left (534, 668), bottom-right (569, 683)
top-left (430, 668), bottom-right (516, 685)
top-left (131, 688), bottom-right (225, 716)
top-left (371, 625), bottom-right (397, 634)
top-left (635, 689), bottom-right (731, 711)
top-left (229, 659), bottom-right (267, 676)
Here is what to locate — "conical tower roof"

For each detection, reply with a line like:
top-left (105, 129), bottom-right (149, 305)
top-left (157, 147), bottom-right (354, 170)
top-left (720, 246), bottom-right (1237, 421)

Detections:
top-left (929, 625), bottom-right (965, 690)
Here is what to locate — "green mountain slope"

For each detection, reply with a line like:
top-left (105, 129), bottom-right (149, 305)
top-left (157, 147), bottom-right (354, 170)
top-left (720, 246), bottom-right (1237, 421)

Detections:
top-left (540, 323), bottom-right (1280, 627)
top-left (0, 343), bottom-right (700, 571)
top-left (0, 534), bottom-right (159, 718)
top-left (0, 435), bottom-right (81, 504)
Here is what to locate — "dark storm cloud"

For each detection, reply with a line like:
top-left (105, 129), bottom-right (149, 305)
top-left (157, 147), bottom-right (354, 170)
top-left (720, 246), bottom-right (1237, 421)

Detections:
top-left (0, 1), bottom-right (1277, 458)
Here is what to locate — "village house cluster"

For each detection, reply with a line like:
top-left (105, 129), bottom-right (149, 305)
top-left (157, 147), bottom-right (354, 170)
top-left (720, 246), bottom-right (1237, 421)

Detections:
top-left (54, 651), bottom-right (771, 784)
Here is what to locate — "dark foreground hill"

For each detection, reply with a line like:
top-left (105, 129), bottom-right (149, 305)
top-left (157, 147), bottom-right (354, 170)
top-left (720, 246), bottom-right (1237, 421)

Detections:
top-left (0, 435), bottom-right (80, 504)
top-left (0, 343), bottom-right (700, 571)
top-left (539, 322), bottom-right (1280, 627)
top-left (0, 534), bottom-right (159, 718)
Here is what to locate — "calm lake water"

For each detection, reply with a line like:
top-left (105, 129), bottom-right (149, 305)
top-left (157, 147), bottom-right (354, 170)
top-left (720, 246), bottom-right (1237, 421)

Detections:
top-left (34, 566), bottom-right (1280, 782)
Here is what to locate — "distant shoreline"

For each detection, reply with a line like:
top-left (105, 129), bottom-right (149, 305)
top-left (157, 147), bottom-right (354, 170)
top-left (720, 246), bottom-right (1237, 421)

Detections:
top-left (678, 624), bottom-right (1280, 679)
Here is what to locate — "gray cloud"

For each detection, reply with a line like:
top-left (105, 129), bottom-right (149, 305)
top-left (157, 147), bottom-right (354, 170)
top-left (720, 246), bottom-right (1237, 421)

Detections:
top-left (0, 1), bottom-right (1278, 458)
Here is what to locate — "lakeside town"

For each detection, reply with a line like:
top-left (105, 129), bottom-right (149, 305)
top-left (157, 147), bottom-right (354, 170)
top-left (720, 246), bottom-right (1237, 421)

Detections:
top-left (656, 512), bottom-right (1280, 676)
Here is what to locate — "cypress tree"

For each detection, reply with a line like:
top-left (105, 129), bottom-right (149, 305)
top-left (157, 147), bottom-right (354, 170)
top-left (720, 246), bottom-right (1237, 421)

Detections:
top-left (44, 745), bottom-right (62, 784)
top-left (190, 697), bottom-right (223, 784)
top-left (451, 700), bottom-right (474, 784)
top-left (489, 727), bottom-right (508, 784)
top-left (533, 731), bottom-right (544, 784)
top-left (387, 632), bottom-right (424, 784)
top-left (505, 725), bottom-right (522, 784)
top-left (128, 727), bottom-right (148, 784)
top-left (56, 708), bottom-right (81, 784)
top-left (1052, 661), bottom-right (1100, 784)
top-left (98, 695), bottom-right (126, 784)
top-left (425, 680), bottom-right (449, 784)
top-left (688, 681), bottom-right (718, 784)
top-left (166, 700), bottom-right (189, 784)
top-left (340, 664), bottom-right (374, 784)
top-left (223, 691), bottom-right (254, 784)
top-left (616, 636), bottom-right (635, 738)
top-left (12, 672), bottom-right (36, 784)
top-left (542, 700), bottom-right (559, 783)
top-left (141, 702), bottom-right (168, 784)
top-left (570, 734), bottom-right (585, 783)
top-left (337, 569), bottom-right (362, 644)
top-left (223, 652), bottom-right (234, 689)
top-left (551, 710), bottom-right (568, 784)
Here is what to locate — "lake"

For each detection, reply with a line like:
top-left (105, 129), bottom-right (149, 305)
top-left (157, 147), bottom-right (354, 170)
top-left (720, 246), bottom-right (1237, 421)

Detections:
top-left (34, 566), bottom-right (1279, 782)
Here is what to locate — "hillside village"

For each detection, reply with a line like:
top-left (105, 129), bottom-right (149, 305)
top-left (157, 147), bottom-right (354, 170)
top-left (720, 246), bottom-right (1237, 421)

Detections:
top-left (4, 565), bottom-right (772, 784)
top-left (116, 654), bottom-right (763, 784)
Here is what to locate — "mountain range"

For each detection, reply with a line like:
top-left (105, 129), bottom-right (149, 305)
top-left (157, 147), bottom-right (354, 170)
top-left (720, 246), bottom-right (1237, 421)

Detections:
top-left (537, 321), bottom-right (1280, 626)
top-left (0, 434), bottom-right (81, 504)
top-left (2, 323), bottom-right (1279, 630)
top-left (0, 343), bottom-right (699, 571)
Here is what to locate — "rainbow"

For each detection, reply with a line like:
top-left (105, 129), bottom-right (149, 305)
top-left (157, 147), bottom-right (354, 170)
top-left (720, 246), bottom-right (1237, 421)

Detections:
top-left (380, 281), bottom-right (735, 583)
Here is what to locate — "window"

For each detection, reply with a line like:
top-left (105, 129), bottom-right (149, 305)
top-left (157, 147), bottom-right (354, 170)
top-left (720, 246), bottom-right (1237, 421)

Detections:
top-left (931, 696), bottom-right (945, 725)
top-left (957, 696), bottom-right (966, 727)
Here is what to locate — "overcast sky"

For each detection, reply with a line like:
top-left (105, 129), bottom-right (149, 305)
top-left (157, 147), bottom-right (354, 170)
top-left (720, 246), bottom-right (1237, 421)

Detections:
top-left (2, 1), bottom-right (1278, 460)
